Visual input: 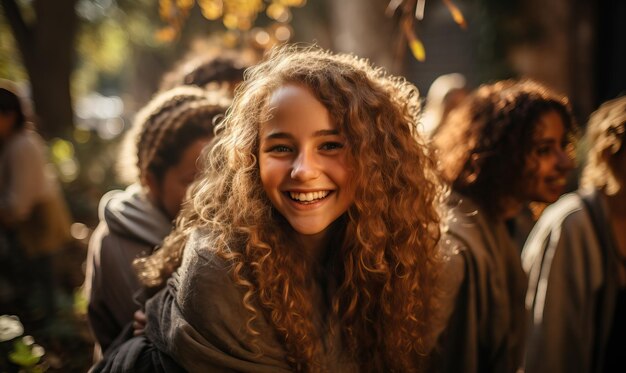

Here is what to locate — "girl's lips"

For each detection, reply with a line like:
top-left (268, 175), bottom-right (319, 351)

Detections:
top-left (288, 190), bottom-right (331, 202)
top-left (283, 190), bottom-right (334, 209)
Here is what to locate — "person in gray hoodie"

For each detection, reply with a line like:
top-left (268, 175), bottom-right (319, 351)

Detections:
top-left (83, 86), bottom-right (229, 360)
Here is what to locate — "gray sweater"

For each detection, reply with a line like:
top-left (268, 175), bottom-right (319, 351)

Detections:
top-left (522, 190), bottom-right (620, 373)
top-left (85, 183), bottom-right (172, 355)
top-left (431, 193), bottom-right (528, 373)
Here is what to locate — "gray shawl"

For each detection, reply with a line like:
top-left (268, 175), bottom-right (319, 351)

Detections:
top-left (431, 193), bottom-right (528, 373)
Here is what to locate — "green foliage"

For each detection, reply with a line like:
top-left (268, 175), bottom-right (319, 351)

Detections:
top-left (9, 338), bottom-right (42, 368)
top-left (0, 9), bottom-right (27, 81)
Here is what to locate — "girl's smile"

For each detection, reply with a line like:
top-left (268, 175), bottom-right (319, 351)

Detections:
top-left (523, 110), bottom-right (574, 204)
top-left (258, 83), bottom-right (355, 241)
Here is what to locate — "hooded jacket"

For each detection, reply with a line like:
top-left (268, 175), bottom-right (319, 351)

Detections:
top-left (84, 183), bottom-right (172, 356)
top-left (522, 190), bottom-right (620, 373)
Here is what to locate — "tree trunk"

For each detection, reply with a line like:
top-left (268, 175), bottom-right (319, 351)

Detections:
top-left (1, 0), bottom-right (78, 139)
top-left (325, 0), bottom-right (400, 74)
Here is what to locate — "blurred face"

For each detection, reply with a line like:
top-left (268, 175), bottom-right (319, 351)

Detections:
top-left (259, 84), bottom-right (355, 242)
top-left (148, 137), bottom-right (210, 220)
top-left (522, 110), bottom-right (574, 203)
top-left (0, 111), bottom-right (16, 140)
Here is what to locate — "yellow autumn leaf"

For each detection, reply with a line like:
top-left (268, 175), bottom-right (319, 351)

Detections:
top-left (199, 0), bottom-right (223, 20)
top-left (223, 13), bottom-right (239, 29)
top-left (176, 0), bottom-right (194, 10)
top-left (443, 0), bottom-right (467, 29)
top-left (155, 26), bottom-right (177, 42)
top-left (159, 0), bottom-right (174, 21)
top-left (276, 0), bottom-right (306, 7)
top-left (409, 39), bottom-right (425, 61)
top-left (266, 3), bottom-right (287, 20)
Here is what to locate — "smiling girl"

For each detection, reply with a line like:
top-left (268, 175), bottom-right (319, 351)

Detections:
top-left (431, 79), bottom-right (577, 373)
top-left (104, 46), bottom-right (449, 372)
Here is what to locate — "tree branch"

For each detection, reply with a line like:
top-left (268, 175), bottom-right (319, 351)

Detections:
top-left (0, 0), bottom-right (32, 50)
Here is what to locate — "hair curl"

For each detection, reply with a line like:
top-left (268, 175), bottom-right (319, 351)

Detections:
top-left (581, 95), bottom-right (626, 195)
top-left (159, 49), bottom-right (255, 93)
top-left (433, 79), bottom-right (577, 218)
top-left (136, 45), bottom-right (445, 372)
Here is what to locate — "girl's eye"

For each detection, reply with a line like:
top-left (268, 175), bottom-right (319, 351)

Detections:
top-left (535, 145), bottom-right (552, 156)
top-left (268, 145), bottom-right (292, 153)
top-left (320, 142), bottom-right (344, 151)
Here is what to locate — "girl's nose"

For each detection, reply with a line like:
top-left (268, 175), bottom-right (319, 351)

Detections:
top-left (291, 150), bottom-right (321, 181)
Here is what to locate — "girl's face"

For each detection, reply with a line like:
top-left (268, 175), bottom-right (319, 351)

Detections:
top-left (522, 110), bottom-right (574, 203)
top-left (259, 83), bottom-right (355, 240)
top-left (147, 137), bottom-right (211, 220)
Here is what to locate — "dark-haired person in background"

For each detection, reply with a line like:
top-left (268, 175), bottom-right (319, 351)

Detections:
top-left (523, 95), bottom-right (626, 373)
top-left (431, 79), bottom-right (577, 373)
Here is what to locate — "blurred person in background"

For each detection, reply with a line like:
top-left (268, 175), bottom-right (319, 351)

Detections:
top-left (523, 95), bottom-right (626, 373)
top-left (158, 48), bottom-right (256, 94)
top-left (430, 79), bottom-right (577, 373)
top-left (0, 80), bottom-right (72, 321)
top-left (420, 73), bottom-right (469, 138)
top-left (83, 85), bottom-right (229, 361)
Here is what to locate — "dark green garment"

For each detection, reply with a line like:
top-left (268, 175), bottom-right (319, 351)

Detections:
top-left (431, 194), bottom-right (528, 373)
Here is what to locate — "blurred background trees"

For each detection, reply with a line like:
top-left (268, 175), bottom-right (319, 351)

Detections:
top-left (0, 0), bottom-right (623, 299)
top-left (0, 0), bottom-right (623, 370)
top-left (1, 0), bottom-right (622, 281)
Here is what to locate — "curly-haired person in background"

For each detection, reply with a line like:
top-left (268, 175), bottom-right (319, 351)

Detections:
top-left (158, 49), bottom-right (255, 94)
top-left (83, 86), bottom-right (229, 361)
top-left (430, 79), bottom-right (578, 373)
top-left (97, 45), bottom-right (450, 373)
top-left (522, 95), bottom-right (626, 373)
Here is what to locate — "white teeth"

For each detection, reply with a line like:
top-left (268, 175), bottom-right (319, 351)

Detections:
top-left (289, 191), bottom-right (330, 202)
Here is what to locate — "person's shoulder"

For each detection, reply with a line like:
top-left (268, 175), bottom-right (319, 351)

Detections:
top-left (178, 228), bottom-right (234, 279)
top-left (522, 192), bottom-right (593, 271)
top-left (539, 193), bottom-right (586, 227)
top-left (443, 194), bottom-right (487, 255)
top-left (526, 193), bottom-right (591, 246)
top-left (4, 129), bottom-right (43, 155)
top-left (174, 229), bottom-right (247, 320)
top-left (97, 188), bottom-right (126, 219)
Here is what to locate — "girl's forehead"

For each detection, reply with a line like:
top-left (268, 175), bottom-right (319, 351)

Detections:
top-left (532, 110), bottom-right (566, 139)
top-left (268, 83), bottom-right (314, 105)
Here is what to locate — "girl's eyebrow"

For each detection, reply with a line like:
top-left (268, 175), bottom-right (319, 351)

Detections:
top-left (264, 129), bottom-right (340, 140)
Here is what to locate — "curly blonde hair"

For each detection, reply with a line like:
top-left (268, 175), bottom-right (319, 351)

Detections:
top-left (135, 46), bottom-right (445, 372)
top-left (581, 95), bottom-right (626, 195)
